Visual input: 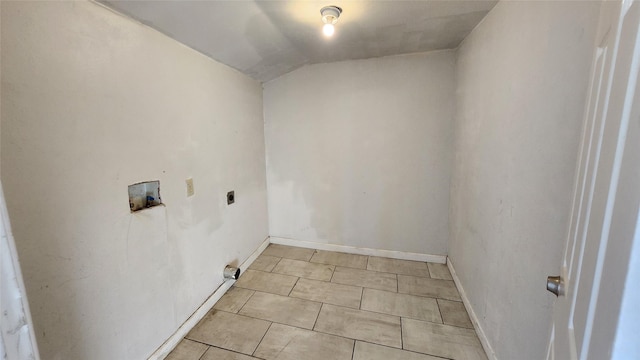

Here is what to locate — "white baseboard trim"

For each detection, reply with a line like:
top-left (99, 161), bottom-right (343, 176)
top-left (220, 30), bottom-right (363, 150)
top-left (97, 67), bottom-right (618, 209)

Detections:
top-left (238, 237), bottom-right (271, 274)
top-left (447, 258), bottom-right (497, 360)
top-left (148, 237), bottom-right (270, 360)
top-left (269, 236), bottom-right (446, 264)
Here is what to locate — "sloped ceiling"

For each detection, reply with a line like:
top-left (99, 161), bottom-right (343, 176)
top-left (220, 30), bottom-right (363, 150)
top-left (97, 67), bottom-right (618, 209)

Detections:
top-left (100, 0), bottom-right (497, 82)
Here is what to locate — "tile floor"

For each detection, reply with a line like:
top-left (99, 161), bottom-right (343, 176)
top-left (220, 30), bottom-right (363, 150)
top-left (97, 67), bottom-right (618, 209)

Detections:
top-left (166, 244), bottom-right (488, 360)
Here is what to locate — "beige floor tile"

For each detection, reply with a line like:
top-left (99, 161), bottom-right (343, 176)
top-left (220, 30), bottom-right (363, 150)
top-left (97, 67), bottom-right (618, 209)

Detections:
top-left (248, 255), bottom-right (281, 272)
top-left (289, 278), bottom-right (362, 309)
top-left (332, 266), bottom-right (397, 292)
top-left (234, 269), bottom-right (298, 296)
top-left (272, 258), bottom-right (335, 281)
top-left (428, 263), bottom-right (453, 280)
top-left (165, 339), bottom-right (208, 360)
top-left (361, 288), bottom-right (442, 323)
top-left (353, 341), bottom-right (443, 360)
top-left (398, 275), bottom-right (461, 301)
top-left (185, 246), bottom-right (486, 360)
top-left (201, 346), bottom-right (259, 360)
top-left (262, 244), bottom-right (315, 261)
top-left (402, 319), bottom-right (487, 360)
top-left (239, 291), bottom-right (321, 329)
top-left (314, 304), bottom-right (402, 348)
top-left (367, 257), bottom-right (430, 277)
top-left (186, 310), bottom-right (270, 355)
top-left (254, 323), bottom-right (354, 360)
top-left (213, 287), bottom-right (254, 313)
top-left (438, 299), bottom-right (473, 329)
top-left (310, 250), bottom-right (368, 269)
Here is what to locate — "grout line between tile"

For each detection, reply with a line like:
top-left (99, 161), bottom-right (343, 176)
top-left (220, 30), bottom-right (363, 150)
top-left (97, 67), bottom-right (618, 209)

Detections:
top-left (356, 305), bottom-right (444, 324)
top-left (241, 268), bottom-right (301, 281)
top-left (310, 327), bottom-right (403, 351)
top-left (351, 339), bottom-right (356, 360)
top-left (228, 309), bottom-right (342, 338)
top-left (309, 252), bottom-right (369, 270)
top-left (236, 312), bottom-right (322, 333)
top-left (435, 320), bottom-right (478, 331)
top-left (404, 308), bottom-right (478, 331)
top-left (242, 290), bottom-right (258, 314)
top-left (329, 266), bottom-right (336, 282)
top-left (206, 344), bottom-right (267, 360)
top-left (252, 322), bottom-right (273, 358)
top-left (195, 344), bottom-right (209, 360)
top-left (269, 257), bottom-right (284, 273)
top-left (287, 277), bottom-right (300, 296)
top-left (436, 298), bottom-right (445, 324)
top-left (322, 302), bottom-right (403, 321)
top-left (183, 338), bottom-right (213, 347)
top-left (244, 289), bottom-right (323, 305)
top-left (366, 268), bottom-right (431, 278)
top-left (400, 317), bottom-right (404, 350)
top-left (335, 265), bottom-right (410, 277)
top-left (311, 302), bottom-right (324, 331)
top-left (310, 327), bottom-right (358, 341)
top-left (325, 265), bottom-right (336, 282)
top-left (443, 323), bottom-right (477, 330)
top-left (356, 339), bottom-right (454, 359)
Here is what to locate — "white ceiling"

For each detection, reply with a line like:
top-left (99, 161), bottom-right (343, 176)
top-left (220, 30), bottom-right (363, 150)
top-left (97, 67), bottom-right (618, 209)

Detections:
top-left (100, 1), bottom-right (497, 82)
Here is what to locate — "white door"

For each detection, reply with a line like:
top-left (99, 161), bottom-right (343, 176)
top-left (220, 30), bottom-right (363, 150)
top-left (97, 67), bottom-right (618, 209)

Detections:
top-left (0, 181), bottom-right (40, 360)
top-left (548, 1), bottom-right (640, 359)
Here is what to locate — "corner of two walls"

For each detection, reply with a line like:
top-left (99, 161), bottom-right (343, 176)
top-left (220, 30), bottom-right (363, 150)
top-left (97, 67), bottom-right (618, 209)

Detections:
top-left (263, 50), bottom-right (456, 256)
top-left (449, 2), bottom-right (601, 359)
top-left (1, 1), bottom-right (604, 359)
top-left (1, 2), bottom-right (268, 359)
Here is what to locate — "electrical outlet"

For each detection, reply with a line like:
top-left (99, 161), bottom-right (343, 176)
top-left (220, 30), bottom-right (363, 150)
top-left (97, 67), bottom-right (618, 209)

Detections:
top-left (227, 191), bottom-right (235, 205)
top-left (186, 178), bottom-right (194, 197)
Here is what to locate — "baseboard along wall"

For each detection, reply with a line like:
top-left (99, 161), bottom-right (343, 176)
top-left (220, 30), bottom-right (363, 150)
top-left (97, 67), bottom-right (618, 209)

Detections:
top-left (269, 236), bottom-right (447, 264)
top-left (147, 237), bottom-right (270, 360)
top-left (149, 237), bottom-right (492, 360)
top-left (447, 258), bottom-right (497, 360)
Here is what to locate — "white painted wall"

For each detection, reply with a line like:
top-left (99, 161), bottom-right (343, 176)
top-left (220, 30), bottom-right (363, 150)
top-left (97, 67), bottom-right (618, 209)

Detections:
top-left (449, 2), bottom-right (600, 359)
top-left (0, 2), bottom-right (268, 359)
top-left (264, 51), bottom-right (455, 255)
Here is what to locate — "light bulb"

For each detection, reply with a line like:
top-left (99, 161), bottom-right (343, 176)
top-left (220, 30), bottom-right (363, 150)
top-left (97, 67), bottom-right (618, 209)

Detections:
top-left (323, 23), bottom-right (335, 37)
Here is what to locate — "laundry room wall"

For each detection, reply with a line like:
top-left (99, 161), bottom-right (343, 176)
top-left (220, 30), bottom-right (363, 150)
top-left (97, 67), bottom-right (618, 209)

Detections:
top-left (264, 51), bottom-right (455, 256)
top-left (1, 2), bottom-right (268, 359)
top-left (449, 2), bottom-right (601, 359)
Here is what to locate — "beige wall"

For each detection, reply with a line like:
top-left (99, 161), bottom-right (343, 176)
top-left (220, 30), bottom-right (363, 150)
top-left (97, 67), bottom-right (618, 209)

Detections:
top-left (264, 51), bottom-right (455, 255)
top-left (449, 2), bottom-right (601, 359)
top-left (1, 2), bottom-right (268, 359)
top-left (0, 1), bottom-right (609, 359)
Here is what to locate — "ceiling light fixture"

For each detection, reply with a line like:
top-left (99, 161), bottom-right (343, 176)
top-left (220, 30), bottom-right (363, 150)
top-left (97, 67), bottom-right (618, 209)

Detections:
top-left (320, 5), bottom-right (342, 37)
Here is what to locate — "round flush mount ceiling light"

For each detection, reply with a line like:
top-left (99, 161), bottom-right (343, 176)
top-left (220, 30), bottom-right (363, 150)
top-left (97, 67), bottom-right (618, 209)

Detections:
top-left (321, 5), bottom-right (342, 37)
